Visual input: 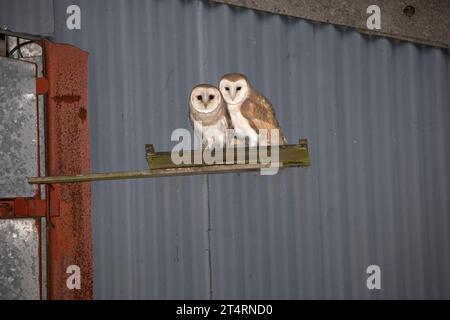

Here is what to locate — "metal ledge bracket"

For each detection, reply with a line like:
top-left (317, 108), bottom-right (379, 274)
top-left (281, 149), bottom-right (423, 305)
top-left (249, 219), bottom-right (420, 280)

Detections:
top-left (28, 139), bottom-right (310, 185)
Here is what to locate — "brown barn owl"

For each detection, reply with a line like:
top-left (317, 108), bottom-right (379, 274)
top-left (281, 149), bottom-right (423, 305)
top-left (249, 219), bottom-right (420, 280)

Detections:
top-left (219, 73), bottom-right (288, 146)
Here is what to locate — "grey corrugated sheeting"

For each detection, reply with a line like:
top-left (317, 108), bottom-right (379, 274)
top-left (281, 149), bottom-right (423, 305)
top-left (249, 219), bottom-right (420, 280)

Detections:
top-left (0, 0), bottom-right (53, 35)
top-left (14, 0), bottom-right (450, 298)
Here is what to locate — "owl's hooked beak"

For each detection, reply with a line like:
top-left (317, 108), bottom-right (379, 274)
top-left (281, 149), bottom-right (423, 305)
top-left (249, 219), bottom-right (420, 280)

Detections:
top-left (229, 87), bottom-right (237, 100)
top-left (202, 93), bottom-right (209, 109)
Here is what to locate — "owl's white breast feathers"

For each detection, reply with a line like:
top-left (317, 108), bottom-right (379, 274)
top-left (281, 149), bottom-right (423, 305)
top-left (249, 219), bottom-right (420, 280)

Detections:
top-left (227, 103), bottom-right (258, 146)
top-left (192, 116), bottom-right (229, 148)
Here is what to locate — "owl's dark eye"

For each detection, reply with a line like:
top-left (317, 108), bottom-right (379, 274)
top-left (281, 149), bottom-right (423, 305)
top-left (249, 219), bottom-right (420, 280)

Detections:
top-left (225, 87), bottom-right (230, 91)
top-left (209, 95), bottom-right (215, 100)
top-left (237, 86), bottom-right (242, 91)
top-left (197, 95), bottom-right (202, 101)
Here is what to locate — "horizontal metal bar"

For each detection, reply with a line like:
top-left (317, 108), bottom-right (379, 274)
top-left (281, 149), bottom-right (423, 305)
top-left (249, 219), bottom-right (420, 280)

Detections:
top-left (210, 0), bottom-right (450, 49)
top-left (27, 163), bottom-right (275, 184)
top-left (0, 198), bottom-right (47, 218)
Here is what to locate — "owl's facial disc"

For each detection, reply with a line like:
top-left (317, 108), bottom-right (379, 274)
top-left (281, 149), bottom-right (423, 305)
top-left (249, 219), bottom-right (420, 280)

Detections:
top-left (191, 87), bottom-right (221, 113)
top-left (219, 79), bottom-right (248, 105)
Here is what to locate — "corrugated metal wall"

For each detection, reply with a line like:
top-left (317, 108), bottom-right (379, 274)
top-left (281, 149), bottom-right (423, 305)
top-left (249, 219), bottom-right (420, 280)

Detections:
top-left (3, 0), bottom-right (450, 299)
top-left (0, 0), bottom-right (54, 35)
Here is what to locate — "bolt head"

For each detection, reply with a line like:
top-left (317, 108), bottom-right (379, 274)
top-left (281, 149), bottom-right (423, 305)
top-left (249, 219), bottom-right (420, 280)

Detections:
top-left (403, 5), bottom-right (415, 17)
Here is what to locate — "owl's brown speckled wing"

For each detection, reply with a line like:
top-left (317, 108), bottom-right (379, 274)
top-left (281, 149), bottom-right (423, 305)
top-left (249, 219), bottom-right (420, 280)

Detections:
top-left (241, 89), bottom-right (288, 144)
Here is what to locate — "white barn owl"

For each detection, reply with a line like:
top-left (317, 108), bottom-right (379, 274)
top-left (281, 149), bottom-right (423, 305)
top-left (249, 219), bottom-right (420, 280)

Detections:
top-left (189, 84), bottom-right (231, 148)
top-left (219, 73), bottom-right (288, 146)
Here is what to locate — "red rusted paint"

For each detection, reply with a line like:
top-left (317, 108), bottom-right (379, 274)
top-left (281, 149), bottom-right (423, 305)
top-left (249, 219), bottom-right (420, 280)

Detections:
top-left (36, 77), bottom-right (49, 95)
top-left (51, 93), bottom-right (81, 104)
top-left (0, 199), bottom-right (46, 218)
top-left (15, 198), bottom-right (47, 217)
top-left (78, 107), bottom-right (87, 122)
top-left (42, 40), bottom-right (93, 300)
top-left (35, 218), bottom-right (43, 300)
top-left (0, 201), bottom-right (14, 218)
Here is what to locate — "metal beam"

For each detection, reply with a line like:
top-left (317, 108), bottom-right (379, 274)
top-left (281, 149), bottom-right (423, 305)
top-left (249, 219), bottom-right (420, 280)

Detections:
top-left (28, 166), bottom-right (269, 184)
top-left (209, 0), bottom-right (450, 49)
top-left (28, 140), bottom-right (310, 184)
top-left (42, 39), bottom-right (93, 300)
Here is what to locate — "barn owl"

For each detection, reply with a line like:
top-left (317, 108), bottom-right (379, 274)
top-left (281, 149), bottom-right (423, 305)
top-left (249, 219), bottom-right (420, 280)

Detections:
top-left (189, 84), bottom-right (231, 149)
top-left (219, 73), bottom-right (288, 146)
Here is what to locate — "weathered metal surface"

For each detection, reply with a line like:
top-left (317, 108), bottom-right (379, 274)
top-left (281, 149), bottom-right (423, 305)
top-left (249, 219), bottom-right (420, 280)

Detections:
top-left (40, 217), bottom-right (47, 300)
top-left (6, 37), bottom-right (43, 59)
top-left (24, 54), bottom-right (47, 200)
top-left (0, 198), bottom-right (46, 218)
top-left (42, 40), bottom-right (93, 299)
top-left (210, 0), bottom-right (450, 49)
top-left (147, 139), bottom-right (309, 169)
top-left (19, 52), bottom-right (47, 202)
top-left (35, 77), bottom-right (48, 95)
top-left (0, 41), bottom-right (47, 299)
top-left (27, 166), bottom-right (269, 184)
top-left (0, 219), bottom-right (40, 300)
top-left (44, 0), bottom-right (450, 299)
top-left (0, 57), bottom-right (38, 198)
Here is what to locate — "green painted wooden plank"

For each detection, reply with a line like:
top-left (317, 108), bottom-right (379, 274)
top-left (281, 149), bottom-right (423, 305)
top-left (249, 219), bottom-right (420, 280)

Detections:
top-left (146, 139), bottom-right (310, 170)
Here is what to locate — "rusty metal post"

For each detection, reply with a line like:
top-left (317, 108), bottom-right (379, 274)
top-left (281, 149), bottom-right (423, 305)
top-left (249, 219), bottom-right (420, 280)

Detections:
top-left (42, 40), bottom-right (93, 299)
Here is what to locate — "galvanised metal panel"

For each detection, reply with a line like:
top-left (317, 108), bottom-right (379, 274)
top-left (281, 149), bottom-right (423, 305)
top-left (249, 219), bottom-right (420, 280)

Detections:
top-left (46, 0), bottom-right (450, 299)
top-left (0, 0), bottom-right (53, 36)
top-left (0, 219), bottom-right (40, 300)
top-left (0, 57), bottom-right (38, 198)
